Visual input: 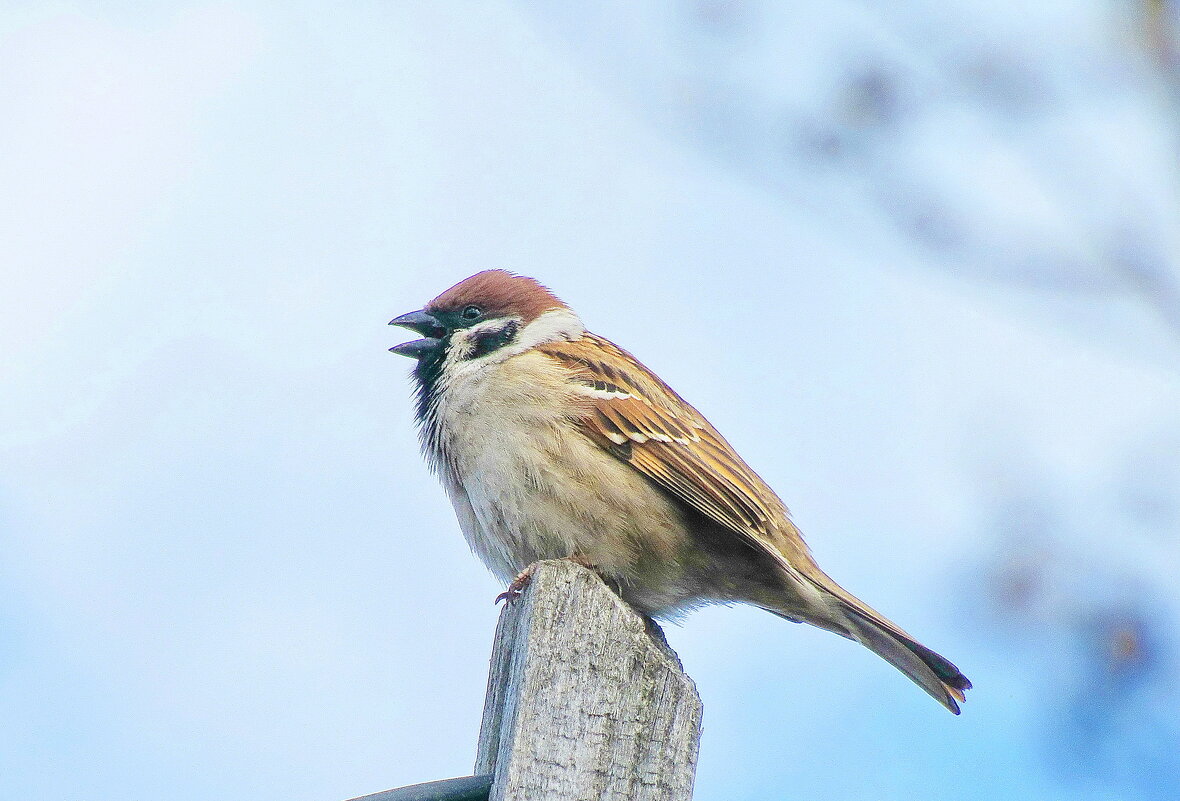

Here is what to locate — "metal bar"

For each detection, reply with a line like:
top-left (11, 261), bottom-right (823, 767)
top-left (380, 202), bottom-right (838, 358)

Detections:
top-left (344, 774), bottom-right (492, 801)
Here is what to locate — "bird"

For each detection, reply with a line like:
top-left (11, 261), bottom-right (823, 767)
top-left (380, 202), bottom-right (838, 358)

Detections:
top-left (389, 269), bottom-right (972, 713)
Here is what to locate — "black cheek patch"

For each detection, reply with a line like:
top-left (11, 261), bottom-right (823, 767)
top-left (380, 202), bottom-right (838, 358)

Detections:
top-left (470, 320), bottom-right (520, 358)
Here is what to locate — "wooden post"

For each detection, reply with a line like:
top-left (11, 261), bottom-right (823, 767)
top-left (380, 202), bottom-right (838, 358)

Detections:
top-left (475, 560), bottom-right (703, 801)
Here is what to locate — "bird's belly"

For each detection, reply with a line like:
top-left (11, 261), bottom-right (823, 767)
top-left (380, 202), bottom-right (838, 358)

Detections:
top-left (432, 354), bottom-right (692, 608)
top-left (451, 421), bottom-right (687, 578)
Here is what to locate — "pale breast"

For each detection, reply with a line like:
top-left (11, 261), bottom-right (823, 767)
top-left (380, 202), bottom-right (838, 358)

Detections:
top-left (431, 350), bottom-right (690, 585)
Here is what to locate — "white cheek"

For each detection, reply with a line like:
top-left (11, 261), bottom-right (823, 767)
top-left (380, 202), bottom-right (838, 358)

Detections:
top-left (443, 317), bottom-right (522, 366)
top-left (444, 308), bottom-right (585, 372)
top-left (511, 308), bottom-right (584, 351)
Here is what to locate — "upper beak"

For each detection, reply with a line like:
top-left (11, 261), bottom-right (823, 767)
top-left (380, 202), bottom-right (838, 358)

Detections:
top-left (389, 309), bottom-right (446, 360)
top-left (389, 309), bottom-right (445, 336)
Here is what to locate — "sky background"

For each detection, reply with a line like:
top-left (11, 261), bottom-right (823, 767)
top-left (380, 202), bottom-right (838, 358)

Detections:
top-left (2, 2), bottom-right (1179, 799)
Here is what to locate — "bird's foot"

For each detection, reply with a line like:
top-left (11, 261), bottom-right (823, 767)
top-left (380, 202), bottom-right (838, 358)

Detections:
top-left (495, 565), bottom-right (536, 604)
top-left (494, 556), bottom-right (599, 604)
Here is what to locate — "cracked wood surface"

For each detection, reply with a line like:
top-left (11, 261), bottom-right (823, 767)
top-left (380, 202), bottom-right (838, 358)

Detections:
top-left (476, 560), bottom-right (703, 801)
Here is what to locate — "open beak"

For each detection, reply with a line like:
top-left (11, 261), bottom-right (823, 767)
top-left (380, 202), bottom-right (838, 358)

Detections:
top-left (389, 309), bottom-right (446, 359)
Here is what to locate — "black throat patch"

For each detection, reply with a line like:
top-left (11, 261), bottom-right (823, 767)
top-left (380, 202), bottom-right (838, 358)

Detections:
top-left (412, 343), bottom-right (446, 428)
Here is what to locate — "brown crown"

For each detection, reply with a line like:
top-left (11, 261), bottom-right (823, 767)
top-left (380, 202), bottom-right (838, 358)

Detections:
top-left (426, 270), bottom-right (567, 324)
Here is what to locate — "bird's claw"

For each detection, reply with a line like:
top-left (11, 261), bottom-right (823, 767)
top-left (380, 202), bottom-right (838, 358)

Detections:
top-left (493, 557), bottom-right (598, 604)
top-left (495, 566), bottom-right (535, 604)
top-left (494, 589), bottom-right (519, 604)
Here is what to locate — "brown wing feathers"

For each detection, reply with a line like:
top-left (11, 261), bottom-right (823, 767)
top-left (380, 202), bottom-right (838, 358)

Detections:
top-left (539, 334), bottom-right (789, 557)
top-left (538, 333), bottom-right (972, 714)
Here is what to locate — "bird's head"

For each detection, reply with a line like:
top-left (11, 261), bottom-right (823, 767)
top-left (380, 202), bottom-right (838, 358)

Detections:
top-left (389, 270), bottom-right (582, 367)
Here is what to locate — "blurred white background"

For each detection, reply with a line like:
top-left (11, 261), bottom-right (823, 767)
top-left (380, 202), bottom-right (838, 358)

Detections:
top-left (2, 2), bottom-right (1178, 799)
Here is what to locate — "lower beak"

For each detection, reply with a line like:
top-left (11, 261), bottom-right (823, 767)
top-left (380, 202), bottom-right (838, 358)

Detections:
top-left (389, 337), bottom-right (443, 359)
top-left (389, 309), bottom-right (446, 360)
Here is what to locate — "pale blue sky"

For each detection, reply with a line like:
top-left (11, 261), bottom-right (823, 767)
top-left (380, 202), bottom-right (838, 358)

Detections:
top-left (2, 3), bottom-right (1178, 800)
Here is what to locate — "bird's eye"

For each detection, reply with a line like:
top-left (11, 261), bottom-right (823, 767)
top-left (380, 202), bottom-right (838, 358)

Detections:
top-left (460, 305), bottom-right (484, 321)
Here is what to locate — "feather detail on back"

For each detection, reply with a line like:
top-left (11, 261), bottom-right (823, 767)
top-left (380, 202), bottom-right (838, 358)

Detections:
top-left (538, 333), bottom-right (814, 571)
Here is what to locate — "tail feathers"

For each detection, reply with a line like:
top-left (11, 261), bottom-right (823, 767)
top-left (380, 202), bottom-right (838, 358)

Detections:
top-left (839, 602), bottom-right (972, 714)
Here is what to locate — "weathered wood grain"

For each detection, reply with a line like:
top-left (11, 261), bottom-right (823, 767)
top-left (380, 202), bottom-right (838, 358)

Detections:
top-left (475, 560), bottom-right (703, 801)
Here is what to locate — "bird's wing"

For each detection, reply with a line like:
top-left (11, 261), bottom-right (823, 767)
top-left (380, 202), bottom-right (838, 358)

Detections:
top-left (538, 335), bottom-right (972, 713)
top-left (538, 333), bottom-right (813, 569)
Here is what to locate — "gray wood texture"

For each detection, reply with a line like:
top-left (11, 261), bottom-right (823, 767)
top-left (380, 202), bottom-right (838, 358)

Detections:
top-left (475, 560), bottom-right (703, 801)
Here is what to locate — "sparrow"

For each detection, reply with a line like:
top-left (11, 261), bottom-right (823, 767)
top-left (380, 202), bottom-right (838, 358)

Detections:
top-left (390, 270), bottom-right (971, 713)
